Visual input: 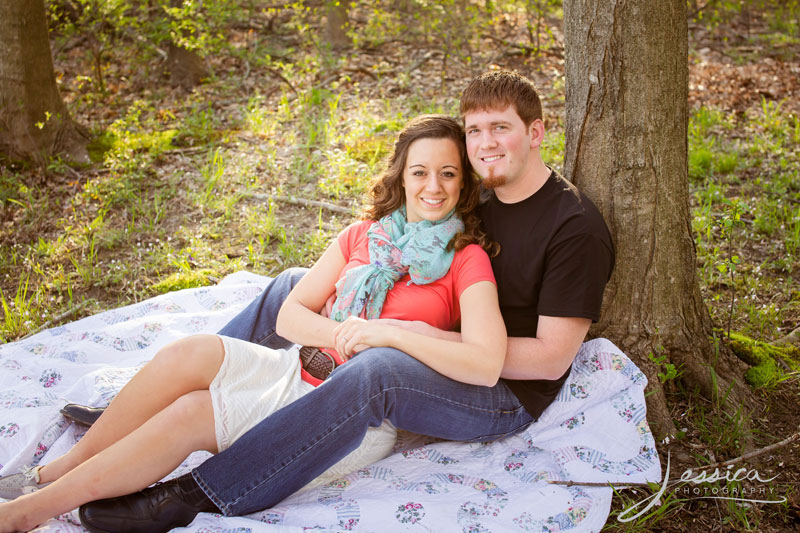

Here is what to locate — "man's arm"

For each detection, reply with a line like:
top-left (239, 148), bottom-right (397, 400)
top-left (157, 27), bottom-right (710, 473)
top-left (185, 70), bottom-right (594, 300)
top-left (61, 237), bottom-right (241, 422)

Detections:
top-left (375, 315), bottom-right (591, 381)
top-left (499, 316), bottom-right (590, 380)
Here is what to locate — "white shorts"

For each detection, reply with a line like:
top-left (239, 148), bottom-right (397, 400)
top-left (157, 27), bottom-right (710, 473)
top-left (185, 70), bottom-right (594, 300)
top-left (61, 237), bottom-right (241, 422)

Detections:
top-left (210, 336), bottom-right (397, 487)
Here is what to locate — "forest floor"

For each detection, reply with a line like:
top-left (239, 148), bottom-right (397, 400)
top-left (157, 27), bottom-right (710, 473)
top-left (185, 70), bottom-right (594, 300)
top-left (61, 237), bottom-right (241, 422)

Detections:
top-left (1, 3), bottom-right (799, 531)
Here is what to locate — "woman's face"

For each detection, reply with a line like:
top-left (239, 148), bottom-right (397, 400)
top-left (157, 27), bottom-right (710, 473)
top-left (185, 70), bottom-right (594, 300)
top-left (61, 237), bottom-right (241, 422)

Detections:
top-left (402, 137), bottom-right (464, 223)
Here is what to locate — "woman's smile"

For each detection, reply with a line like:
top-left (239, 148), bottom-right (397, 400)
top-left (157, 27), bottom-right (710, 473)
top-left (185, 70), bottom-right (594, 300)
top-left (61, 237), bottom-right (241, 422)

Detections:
top-left (403, 137), bottom-right (463, 223)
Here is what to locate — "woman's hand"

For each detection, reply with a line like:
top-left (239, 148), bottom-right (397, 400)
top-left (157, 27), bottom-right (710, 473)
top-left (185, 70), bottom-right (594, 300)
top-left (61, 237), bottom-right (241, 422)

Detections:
top-left (333, 317), bottom-right (396, 359)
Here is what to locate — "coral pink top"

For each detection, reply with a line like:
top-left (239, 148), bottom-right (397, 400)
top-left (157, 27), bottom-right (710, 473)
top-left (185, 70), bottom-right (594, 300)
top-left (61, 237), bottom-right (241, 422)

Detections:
top-left (300, 220), bottom-right (496, 385)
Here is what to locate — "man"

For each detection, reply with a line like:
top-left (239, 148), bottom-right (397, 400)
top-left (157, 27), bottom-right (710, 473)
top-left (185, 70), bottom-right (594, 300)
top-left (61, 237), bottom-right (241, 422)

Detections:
top-left (79, 70), bottom-right (614, 531)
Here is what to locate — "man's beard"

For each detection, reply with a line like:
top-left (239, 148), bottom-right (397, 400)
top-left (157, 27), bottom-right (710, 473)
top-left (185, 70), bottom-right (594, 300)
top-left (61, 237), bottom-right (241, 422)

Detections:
top-left (482, 168), bottom-right (507, 189)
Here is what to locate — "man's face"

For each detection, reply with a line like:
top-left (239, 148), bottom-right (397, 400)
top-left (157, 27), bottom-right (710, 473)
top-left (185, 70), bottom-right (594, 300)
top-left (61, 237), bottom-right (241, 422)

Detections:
top-left (464, 106), bottom-right (536, 189)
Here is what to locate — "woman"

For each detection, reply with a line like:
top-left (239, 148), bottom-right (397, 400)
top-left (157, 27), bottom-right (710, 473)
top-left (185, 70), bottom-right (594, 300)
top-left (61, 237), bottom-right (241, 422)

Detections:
top-left (0, 115), bottom-right (506, 532)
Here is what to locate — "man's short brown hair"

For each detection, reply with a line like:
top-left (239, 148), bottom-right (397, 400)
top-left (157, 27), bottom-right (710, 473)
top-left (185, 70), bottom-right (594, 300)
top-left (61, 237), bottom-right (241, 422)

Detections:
top-left (459, 70), bottom-right (542, 126)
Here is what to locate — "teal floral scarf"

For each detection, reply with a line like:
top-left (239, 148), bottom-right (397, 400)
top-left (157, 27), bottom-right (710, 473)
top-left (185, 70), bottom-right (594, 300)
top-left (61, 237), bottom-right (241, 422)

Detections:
top-left (329, 207), bottom-right (464, 322)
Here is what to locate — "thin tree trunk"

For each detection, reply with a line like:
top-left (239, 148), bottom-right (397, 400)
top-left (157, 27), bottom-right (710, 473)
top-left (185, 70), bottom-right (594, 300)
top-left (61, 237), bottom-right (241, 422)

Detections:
top-left (166, 42), bottom-right (209, 90)
top-left (325, 0), bottom-right (351, 50)
top-left (0, 0), bottom-right (88, 164)
top-left (165, 0), bottom-right (209, 90)
top-left (563, 0), bottom-right (751, 440)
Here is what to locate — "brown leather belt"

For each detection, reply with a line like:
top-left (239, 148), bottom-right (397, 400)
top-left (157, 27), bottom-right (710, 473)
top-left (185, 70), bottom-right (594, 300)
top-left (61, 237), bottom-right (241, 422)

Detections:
top-left (299, 346), bottom-right (338, 380)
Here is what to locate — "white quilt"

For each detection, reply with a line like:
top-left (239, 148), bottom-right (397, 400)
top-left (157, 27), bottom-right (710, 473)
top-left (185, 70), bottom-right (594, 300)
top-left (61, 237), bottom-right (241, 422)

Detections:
top-left (0, 271), bottom-right (661, 532)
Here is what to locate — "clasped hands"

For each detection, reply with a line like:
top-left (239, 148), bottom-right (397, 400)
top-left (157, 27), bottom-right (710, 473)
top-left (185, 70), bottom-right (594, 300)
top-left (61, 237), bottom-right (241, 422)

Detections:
top-left (332, 317), bottom-right (432, 359)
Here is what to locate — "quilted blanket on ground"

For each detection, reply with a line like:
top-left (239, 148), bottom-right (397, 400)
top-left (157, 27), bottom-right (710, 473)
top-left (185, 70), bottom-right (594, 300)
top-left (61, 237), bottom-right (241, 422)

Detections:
top-left (0, 271), bottom-right (661, 532)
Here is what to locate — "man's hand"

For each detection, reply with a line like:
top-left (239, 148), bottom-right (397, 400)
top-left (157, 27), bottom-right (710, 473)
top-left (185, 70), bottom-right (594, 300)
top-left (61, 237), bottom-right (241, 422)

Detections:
top-left (374, 318), bottom-right (463, 343)
top-left (371, 318), bottom-right (440, 337)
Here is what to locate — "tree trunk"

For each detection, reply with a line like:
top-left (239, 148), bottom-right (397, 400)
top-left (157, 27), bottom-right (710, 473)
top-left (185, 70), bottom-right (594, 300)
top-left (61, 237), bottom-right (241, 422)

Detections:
top-left (166, 42), bottom-right (209, 90)
top-left (325, 0), bottom-right (351, 50)
top-left (563, 0), bottom-right (751, 440)
top-left (0, 0), bottom-right (88, 164)
top-left (165, 0), bottom-right (209, 91)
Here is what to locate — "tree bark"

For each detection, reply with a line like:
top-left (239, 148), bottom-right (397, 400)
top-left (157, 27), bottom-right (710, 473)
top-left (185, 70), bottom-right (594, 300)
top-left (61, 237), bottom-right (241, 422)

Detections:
top-left (325, 0), bottom-right (351, 50)
top-left (165, 0), bottom-right (209, 91)
top-left (166, 42), bottom-right (209, 90)
top-left (0, 0), bottom-right (88, 164)
top-left (563, 0), bottom-right (750, 440)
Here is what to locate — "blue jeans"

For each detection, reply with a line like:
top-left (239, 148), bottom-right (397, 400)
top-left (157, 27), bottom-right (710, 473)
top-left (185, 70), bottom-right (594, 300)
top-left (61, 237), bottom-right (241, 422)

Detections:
top-left (216, 267), bottom-right (309, 349)
top-left (201, 269), bottom-right (534, 516)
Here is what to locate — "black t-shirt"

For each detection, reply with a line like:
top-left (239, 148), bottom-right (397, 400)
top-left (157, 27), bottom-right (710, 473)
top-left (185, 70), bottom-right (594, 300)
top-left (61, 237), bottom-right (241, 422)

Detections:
top-left (479, 170), bottom-right (615, 419)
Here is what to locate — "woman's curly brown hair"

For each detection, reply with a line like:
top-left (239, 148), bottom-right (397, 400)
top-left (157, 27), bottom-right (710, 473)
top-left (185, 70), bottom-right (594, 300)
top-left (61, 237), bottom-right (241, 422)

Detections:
top-left (363, 114), bottom-right (497, 255)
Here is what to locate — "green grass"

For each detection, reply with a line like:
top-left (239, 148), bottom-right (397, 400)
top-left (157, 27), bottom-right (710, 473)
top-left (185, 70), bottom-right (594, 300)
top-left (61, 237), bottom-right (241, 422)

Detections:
top-left (689, 100), bottom-right (800, 343)
top-left (152, 269), bottom-right (214, 293)
top-left (540, 130), bottom-right (565, 170)
top-left (0, 275), bottom-right (39, 343)
top-left (687, 108), bottom-right (739, 182)
top-left (691, 399), bottom-right (750, 458)
top-left (604, 483), bottom-right (686, 531)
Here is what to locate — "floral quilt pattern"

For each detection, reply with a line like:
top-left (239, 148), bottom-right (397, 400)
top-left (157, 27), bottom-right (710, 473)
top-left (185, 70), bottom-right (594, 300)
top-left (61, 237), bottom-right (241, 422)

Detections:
top-left (0, 272), bottom-right (661, 532)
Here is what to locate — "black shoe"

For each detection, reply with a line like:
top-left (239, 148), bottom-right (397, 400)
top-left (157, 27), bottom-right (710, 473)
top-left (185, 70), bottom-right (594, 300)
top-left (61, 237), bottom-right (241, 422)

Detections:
top-left (79, 475), bottom-right (216, 533)
top-left (60, 404), bottom-right (105, 426)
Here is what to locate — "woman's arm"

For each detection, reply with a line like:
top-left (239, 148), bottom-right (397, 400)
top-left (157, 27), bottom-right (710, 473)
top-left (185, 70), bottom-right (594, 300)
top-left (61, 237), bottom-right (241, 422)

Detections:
top-left (375, 316), bottom-right (591, 381)
top-left (275, 239), bottom-right (347, 349)
top-left (332, 280), bottom-right (507, 387)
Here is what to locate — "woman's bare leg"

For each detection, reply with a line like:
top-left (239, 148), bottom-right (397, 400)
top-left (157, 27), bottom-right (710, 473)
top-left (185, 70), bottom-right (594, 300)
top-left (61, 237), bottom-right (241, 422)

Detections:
top-left (0, 390), bottom-right (218, 532)
top-left (39, 334), bottom-right (224, 483)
